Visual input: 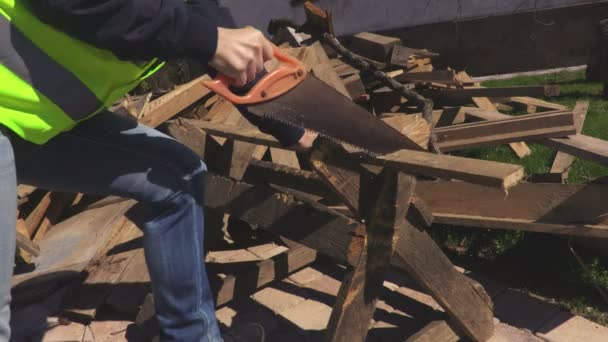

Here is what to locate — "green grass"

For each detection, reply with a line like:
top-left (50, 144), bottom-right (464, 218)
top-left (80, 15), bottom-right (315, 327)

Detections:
top-left (432, 70), bottom-right (608, 325)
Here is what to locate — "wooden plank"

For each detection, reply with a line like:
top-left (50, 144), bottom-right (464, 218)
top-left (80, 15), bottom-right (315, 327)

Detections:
top-left (190, 119), bottom-right (525, 190)
top-left (326, 171), bottom-right (416, 342)
top-left (25, 191), bottom-right (52, 237)
top-left (270, 148), bottom-right (300, 169)
top-left (214, 242), bottom-right (318, 307)
top-left (458, 72), bottom-right (530, 158)
top-left (417, 181), bottom-right (608, 237)
top-left (204, 174), bottom-right (365, 266)
top-left (527, 172), bottom-right (567, 184)
top-left (16, 227), bottom-right (40, 257)
top-left (108, 237), bottom-right (314, 315)
top-left (394, 70), bottom-right (457, 84)
top-left (215, 139), bottom-right (261, 180)
top-left (166, 118), bottom-right (207, 159)
top-left (550, 101), bottom-right (590, 177)
top-left (104, 250), bottom-right (148, 315)
top-left (421, 85), bottom-right (560, 104)
top-left (405, 320), bottom-right (460, 342)
top-left (12, 200), bottom-right (135, 304)
top-left (543, 134), bottom-right (608, 167)
top-left (391, 218), bottom-right (494, 341)
top-left (139, 74), bottom-right (211, 128)
top-left (435, 110), bottom-right (576, 152)
top-left (510, 97), bottom-right (568, 111)
top-left (32, 192), bottom-right (76, 243)
top-left (382, 114), bottom-right (431, 150)
top-left (372, 150), bottom-right (524, 190)
top-left (342, 73), bottom-right (367, 99)
top-left (391, 45), bottom-right (439, 68)
top-left (433, 107), bottom-right (465, 127)
top-left (62, 217), bottom-right (143, 322)
top-left (300, 42), bottom-right (351, 98)
top-left (350, 32), bottom-right (400, 62)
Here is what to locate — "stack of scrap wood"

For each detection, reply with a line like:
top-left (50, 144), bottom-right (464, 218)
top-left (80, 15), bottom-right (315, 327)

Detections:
top-left (10, 21), bottom-right (608, 342)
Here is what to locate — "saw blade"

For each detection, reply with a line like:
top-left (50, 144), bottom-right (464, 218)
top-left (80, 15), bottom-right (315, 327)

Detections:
top-left (247, 76), bottom-right (423, 155)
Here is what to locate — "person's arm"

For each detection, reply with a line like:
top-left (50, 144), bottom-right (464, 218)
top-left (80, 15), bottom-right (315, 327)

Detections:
top-left (32, 0), bottom-right (311, 147)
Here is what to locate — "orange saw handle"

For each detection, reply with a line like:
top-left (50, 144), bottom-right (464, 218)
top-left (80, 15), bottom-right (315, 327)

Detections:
top-left (202, 46), bottom-right (307, 105)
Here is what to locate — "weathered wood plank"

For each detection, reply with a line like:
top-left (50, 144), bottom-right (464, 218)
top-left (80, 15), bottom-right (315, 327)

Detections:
top-left (32, 192), bottom-right (76, 243)
top-left (394, 70), bottom-right (457, 85)
top-left (550, 101), bottom-right (589, 178)
top-left (458, 72), bottom-right (530, 158)
top-left (435, 110), bottom-right (576, 152)
top-left (542, 134), bottom-right (608, 168)
top-left (104, 250), bottom-right (148, 315)
top-left (214, 242), bottom-right (318, 306)
top-left (510, 97), bottom-right (567, 111)
top-left (350, 32), bottom-right (400, 62)
top-left (421, 85), bottom-right (560, 104)
top-left (204, 174), bottom-right (364, 266)
top-left (405, 320), bottom-right (460, 342)
top-left (25, 191), bottom-right (52, 237)
top-left (140, 74), bottom-right (211, 128)
top-left (62, 217), bottom-right (142, 322)
top-left (166, 118), bottom-right (207, 159)
top-left (392, 219), bottom-right (495, 341)
top-left (327, 172), bottom-right (416, 342)
top-left (270, 148), bottom-right (300, 169)
top-left (301, 42), bottom-right (351, 98)
top-left (417, 181), bottom-right (608, 237)
top-left (190, 119), bottom-right (525, 190)
top-left (382, 114), bottom-right (431, 150)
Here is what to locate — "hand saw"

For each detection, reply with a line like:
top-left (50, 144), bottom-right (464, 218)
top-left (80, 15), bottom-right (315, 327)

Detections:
top-left (202, 46), bottom-right (423, 155)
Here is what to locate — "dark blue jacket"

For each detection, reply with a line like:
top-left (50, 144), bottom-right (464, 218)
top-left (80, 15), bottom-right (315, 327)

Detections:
top-left (30, 0), bottom-right (304, 146)
top-left (30, 0), bottom-right (227, 63)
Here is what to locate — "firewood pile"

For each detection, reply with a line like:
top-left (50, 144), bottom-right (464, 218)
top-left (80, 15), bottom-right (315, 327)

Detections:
top-left (11, 3), bottom-right (608, 341)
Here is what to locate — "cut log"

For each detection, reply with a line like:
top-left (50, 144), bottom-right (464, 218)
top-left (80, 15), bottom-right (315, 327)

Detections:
top-left (417, 181), bottom-right (608, 238)
top-left (189, 119), bottom-right (525, 190)
top-left (435, 110), bottom-right (576, 152)
top-left (140, 74), bottom-right (211, 128)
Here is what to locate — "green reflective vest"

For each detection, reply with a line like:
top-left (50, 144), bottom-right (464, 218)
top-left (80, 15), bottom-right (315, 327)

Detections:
top-left (0, 0), bottom-right (163, 144)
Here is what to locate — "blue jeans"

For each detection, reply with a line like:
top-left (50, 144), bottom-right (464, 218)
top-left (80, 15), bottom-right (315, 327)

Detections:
top-left (0, 112), bottom-right (221, 341)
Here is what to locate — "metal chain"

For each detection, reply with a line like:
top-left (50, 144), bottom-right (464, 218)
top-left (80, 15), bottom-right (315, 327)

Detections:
top-left (320, 33), bottom-right (440, 153)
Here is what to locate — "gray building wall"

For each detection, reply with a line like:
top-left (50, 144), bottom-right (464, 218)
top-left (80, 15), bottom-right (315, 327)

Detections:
top-left (220, 0), bottom-right (608, 36)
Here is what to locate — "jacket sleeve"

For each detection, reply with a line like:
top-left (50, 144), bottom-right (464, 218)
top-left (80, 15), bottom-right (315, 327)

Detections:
top-left (30, 0), bottom-right (220, 63)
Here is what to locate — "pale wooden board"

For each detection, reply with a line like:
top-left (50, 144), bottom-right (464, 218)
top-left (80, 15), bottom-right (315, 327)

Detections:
top-left (457, 71), bottom-right (530, 158)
